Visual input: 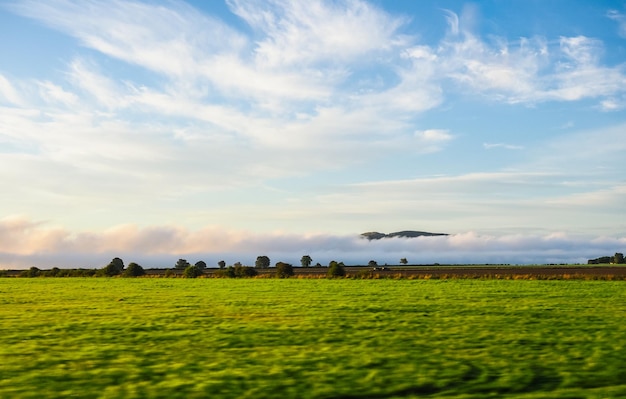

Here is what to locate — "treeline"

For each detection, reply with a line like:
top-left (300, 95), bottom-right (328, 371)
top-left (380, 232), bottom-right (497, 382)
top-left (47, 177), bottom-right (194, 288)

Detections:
top-left (9, 255), bottom-right (348, 279)
top-left (588, 252), bottom-right (624, 264)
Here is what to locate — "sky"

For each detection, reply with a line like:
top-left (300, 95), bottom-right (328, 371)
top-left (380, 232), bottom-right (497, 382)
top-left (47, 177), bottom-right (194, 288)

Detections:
top-left (1, 0), bottom-right (625, 269)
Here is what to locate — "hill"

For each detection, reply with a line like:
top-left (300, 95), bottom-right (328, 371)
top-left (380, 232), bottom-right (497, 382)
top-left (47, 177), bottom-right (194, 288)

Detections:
top-left (361, 230), bottom-right (448, 240)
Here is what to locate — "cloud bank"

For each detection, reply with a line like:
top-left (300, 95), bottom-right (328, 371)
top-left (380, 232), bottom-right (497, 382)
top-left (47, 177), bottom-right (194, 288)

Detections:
top-left (1, 216), bottom-right (624, 269)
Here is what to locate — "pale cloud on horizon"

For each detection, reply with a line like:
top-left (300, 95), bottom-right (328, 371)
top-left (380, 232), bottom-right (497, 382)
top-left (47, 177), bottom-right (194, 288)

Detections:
top-left (1, 215), bottom-right (625, 269)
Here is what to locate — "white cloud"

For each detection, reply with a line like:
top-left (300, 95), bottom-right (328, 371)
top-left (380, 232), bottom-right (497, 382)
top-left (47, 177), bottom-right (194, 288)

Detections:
top-left (433, 12), bottom-right (626, 105)
top-left (8, 0), bottom-right (246, 78)
top-left (227, 0), bottom-right (408, 66)
top-left (36, 81), bottom-right (78, 107)
top-left (1, 216), bottom-right (624, 268)
top-left (599, 97), bottom-right (626, 111)
top-left (442, 9), bottom-right (459, 36)
top-left (0, 74), bottom-right (25, 105)
top-left (483, 142), bottom-right (524, 150)
top-left (414, 129), bottom-right (453, 153)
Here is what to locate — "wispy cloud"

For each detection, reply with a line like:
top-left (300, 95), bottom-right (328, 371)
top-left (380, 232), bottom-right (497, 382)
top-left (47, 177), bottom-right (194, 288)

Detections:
top-left (427, 10), bottom-right (626, 105)
top-left (483, 142), bottom-right (524, 150)
top-left (414, 129), bottom-right (454, 153)
top-left (0, 74), bottom-right (25, 105)
top-left (608, 9), bottom-right (626, 38)
top-left (599, 97), bottom-right (626, 111)
top-left (227, 0), bottom-right (408, 66)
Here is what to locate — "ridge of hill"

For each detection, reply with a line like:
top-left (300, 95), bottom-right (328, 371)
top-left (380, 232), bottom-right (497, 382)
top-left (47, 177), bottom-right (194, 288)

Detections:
top-left (361, 230), bottom-right (449, 240)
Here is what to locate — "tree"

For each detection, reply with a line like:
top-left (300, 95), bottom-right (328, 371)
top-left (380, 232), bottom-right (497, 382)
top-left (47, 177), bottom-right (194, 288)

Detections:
top-left (368, 260), bottom-right (378, 267)
top-left (400, 258), bottom-right (408, 265)
top-left (183, 265), bottom-right (203, 278)
top-left (123, 262), bottom-right (145, 277)
top-left (255, 255), bottom-right (270, 269)
top-left (195, 261), bottom-right (207, 270)
top-left (102, 257), bottom-right (124, 276)
top-left (218, 260), bottom-right (226, 269)
top-left (174, 258), bottom-right (190, 270)
top-left (275, 262), bottom-right (294, 278)
top-left (614, 253), bottom-right (625, 264)
top-left (300, 255), bottom-right (313, 268)
top-left (327, 261), bottom-right (345, 277)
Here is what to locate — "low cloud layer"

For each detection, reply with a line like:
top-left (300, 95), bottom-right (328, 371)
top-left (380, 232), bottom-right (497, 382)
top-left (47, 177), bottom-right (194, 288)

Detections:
top-left (1, 216), bottom-right (624, 269)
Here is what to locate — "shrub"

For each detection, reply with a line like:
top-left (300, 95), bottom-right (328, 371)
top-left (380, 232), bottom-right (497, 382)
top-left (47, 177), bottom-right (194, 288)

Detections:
top-left (47, 267), bottom-right (61, 277)
top-left (235, 265), bottom-right (258, 278)
top-left (123, 263), bottom-right (146, 277)
top-left (20, 267), bottom-right (41, 278)
top-left (215, 266), bottom-right (236, 278)
top-left (275, 262), bottom-right (294, 278)
top-left (327, 261), bottom-right (345, 278)
top-left (183, 265), bottom-right (203, 278)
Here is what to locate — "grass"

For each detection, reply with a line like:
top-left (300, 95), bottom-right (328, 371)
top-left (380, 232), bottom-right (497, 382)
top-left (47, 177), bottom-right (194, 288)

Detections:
top-left (1, 278), bottom-right (626, 398)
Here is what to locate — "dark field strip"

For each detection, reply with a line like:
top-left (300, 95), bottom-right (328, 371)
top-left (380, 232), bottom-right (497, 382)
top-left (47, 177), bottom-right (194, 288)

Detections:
top-left (254, 265), bottom-right (626, 279)
top-left (1, 278), bottom-right (626, 398)
top-left (344, 265), bottom-right (626, 279)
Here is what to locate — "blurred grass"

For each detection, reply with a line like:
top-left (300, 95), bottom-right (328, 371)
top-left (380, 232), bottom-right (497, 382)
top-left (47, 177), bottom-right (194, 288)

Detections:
top-left (1, 278), bottom-right (626, 398)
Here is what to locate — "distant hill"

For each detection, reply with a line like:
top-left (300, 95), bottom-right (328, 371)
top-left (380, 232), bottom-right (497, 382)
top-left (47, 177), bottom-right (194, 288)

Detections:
top-left (361, 230), bottom-right (448, 240)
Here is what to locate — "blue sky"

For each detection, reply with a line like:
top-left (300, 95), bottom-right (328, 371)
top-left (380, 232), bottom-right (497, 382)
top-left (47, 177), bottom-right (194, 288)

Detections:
top-left (1, 0), bottom-right (625, 268)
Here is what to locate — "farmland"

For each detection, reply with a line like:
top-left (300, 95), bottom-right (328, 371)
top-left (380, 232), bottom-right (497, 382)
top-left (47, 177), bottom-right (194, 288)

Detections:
top-left (1, 278), bottom-right (626, 398)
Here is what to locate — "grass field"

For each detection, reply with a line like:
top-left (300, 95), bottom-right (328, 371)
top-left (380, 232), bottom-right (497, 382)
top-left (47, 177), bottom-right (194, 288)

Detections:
top-left (1, 278), bottom-right (626, 398)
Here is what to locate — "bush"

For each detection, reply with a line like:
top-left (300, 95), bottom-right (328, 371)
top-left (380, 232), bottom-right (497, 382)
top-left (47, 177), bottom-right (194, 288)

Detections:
top-left (327, 261), bottom-right (345, 278)
top-left (183, 265), bottom-right (203, 278)
top-left (47, 267), bottom-right (61, 277)
top-left (20, 267), bottom-right (41, 278)
top-left (215, 266), bottom-right (236, 278)
top-left (123, 263), bottom-right (146, 277)
top-left (215, 265), bottom-right (258, 278)
top-left (275, 262), bottom-right (294, 278)
top-left (235, 265), bottom-right (258, 278)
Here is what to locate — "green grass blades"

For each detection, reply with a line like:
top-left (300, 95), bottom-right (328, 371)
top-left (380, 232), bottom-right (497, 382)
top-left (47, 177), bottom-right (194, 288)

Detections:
top-left (1, 278), bottom-right (626, 398)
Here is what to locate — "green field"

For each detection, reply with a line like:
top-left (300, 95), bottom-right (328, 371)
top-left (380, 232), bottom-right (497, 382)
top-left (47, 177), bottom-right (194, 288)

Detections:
top-left (1, 278), bottom-right (626, 398)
